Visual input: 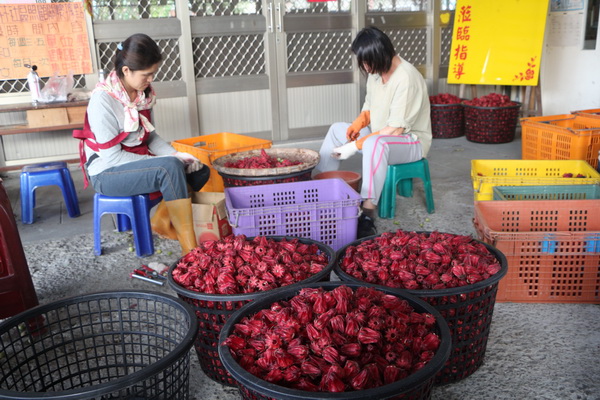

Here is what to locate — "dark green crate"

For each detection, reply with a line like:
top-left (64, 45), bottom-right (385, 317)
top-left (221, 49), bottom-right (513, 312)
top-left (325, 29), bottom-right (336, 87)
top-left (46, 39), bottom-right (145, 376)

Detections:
top-left (492, 185), bottom-right (600, 200)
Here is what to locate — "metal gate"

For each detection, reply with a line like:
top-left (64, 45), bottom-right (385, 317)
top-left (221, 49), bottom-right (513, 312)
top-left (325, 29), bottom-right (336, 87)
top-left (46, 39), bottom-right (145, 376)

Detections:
top-left (191, 0), bottom-right (355, 142)
top-left (89, 0), bottom-right (455, 143)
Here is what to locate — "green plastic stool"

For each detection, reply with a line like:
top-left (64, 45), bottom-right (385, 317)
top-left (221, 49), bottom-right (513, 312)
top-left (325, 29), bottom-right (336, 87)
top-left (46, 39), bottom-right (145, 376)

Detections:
top-left (378, 158), bottom-right (435, 219)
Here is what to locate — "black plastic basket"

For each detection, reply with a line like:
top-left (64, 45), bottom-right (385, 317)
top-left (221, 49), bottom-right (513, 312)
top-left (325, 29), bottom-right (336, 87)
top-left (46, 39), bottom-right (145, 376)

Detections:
top-left (219, 169), bottom-right (313, 188)
top-left (168, 236), bottom-right (335, 387)
top-left (0, 291), bottom-right (198, 399)
top-left (430, 103), bottom-right (464, 138)
top-left (333, 232), bottom-right (508, 385)
top-left (463, 102), bottom-right (522, 143)
top-left (219, 282), bottom-right (451, 400)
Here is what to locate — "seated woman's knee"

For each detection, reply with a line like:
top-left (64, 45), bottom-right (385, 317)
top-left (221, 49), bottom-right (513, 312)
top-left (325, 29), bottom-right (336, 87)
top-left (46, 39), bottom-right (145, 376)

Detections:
top-left (161, 155), bottom-right (185, 172)
top-left (361, 134), bottom-right (382, 152)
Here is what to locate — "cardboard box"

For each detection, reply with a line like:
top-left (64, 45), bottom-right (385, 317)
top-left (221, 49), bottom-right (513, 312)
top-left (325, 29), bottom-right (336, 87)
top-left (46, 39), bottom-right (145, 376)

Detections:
top-left (26, 108), bottom-right (69, 128)
top-left (66, 106), bottom-right (87, 124)
top-left (191, 192), bottom-right (232, 243)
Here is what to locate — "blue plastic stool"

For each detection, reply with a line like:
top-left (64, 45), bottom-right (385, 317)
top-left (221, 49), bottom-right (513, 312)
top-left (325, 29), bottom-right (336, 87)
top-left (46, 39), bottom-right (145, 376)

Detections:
top-left (93, 193), bottom-right (162, 257)
top-left (20, 161), bottom-right (80, 224)
top-left (378, 158), bottom-right (435, 219)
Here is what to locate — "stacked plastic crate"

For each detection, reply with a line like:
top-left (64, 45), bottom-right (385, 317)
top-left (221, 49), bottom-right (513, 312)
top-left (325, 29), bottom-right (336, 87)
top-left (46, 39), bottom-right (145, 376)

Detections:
top-left (172, 132), bottom-right (273, 192)
top-left (471, 159), bottom-right (600, 303)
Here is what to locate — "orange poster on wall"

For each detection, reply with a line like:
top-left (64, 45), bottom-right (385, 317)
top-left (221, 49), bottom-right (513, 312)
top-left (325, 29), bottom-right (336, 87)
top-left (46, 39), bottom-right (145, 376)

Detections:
top-left (448, 0), bottom-right (548, 86)
top-left (0, 2), bottom-right (92, 80)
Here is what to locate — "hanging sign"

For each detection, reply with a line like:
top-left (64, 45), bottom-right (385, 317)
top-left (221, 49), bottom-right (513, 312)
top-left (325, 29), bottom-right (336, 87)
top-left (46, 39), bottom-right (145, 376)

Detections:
top-left (448, 0), bottom-right (548, 86)
top-left (0, 2), bottom-right (93, 80)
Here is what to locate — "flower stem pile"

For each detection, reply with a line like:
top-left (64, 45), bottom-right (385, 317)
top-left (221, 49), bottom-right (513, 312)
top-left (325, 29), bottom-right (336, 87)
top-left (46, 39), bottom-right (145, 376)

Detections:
top-left (224, 285), bottom-right (441, 392)
top-left (172, 235), bottom-right (329, 294)
top-left (340, 230), bottom-right (501, 289)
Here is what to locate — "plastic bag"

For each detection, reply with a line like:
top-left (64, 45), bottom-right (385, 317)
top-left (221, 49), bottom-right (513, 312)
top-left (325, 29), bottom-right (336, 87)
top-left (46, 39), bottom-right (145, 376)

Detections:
top-left (39, 72), bottom-right (74, 103)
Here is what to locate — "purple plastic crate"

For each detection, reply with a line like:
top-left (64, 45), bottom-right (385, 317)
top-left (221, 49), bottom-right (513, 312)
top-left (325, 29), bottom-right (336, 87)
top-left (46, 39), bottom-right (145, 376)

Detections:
top-left (224, 179), bottom-right (361, 251)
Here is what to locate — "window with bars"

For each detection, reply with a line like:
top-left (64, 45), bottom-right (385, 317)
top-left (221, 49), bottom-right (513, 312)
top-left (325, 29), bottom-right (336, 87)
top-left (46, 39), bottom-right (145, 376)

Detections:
top-left (286, 0), bottom-right (351, 13)
top-left (93, 0), bottom-right (177, 21)
top-left (188, 0), bottom-right (261, 17)
top-left (287, 31), bottom-right (353, 73)
top-left (368, 0), bottom-right (428, 12)
top-left (193, 35), bottom-right (265, 78)
top-left (97, 39), bottom-right (182, 82)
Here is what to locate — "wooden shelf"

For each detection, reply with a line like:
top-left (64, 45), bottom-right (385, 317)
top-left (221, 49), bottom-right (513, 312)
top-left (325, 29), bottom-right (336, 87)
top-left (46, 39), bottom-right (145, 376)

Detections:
top-left (0, 123), bottom-right (85, 135)
top-left (0, 100), bottom-right (88, 113)
top-left (0, 100), bottom-right (88, 170)
top-left (0, 100), bottom-right (87, 135)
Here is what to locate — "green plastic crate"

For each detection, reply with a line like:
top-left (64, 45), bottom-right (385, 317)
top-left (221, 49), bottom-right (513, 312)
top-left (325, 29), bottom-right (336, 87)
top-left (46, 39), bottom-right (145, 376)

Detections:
top-left (493, 185), bottom-right (600, 200)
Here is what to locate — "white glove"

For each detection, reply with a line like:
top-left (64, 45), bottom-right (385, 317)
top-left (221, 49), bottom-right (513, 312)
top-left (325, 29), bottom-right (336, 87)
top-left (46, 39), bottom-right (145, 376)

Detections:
top-left (331, 141), bottom-right (359, 160)
top-left (173, 151), bottom-right (200, 164)
top-left (185, 161), bottom-right (203, 173)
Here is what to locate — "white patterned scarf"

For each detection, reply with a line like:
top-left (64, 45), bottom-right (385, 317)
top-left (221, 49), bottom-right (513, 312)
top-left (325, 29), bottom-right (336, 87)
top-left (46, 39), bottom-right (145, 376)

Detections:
top-left (93, 70), bottom-right (156, 138)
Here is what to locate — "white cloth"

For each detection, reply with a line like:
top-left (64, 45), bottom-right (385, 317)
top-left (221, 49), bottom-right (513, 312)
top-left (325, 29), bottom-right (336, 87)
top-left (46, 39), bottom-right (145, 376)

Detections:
top-left (173, 152), bottom-right (203, 173)
top-left (332, 141), bottom-right (359, 160)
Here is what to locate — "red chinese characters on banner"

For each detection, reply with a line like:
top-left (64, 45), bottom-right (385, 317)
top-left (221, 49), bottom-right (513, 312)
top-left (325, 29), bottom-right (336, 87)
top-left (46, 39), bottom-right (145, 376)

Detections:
top-left (451, 5), bottom-right (472, 81)
top-left (0, 2), bottom-right (92, 79)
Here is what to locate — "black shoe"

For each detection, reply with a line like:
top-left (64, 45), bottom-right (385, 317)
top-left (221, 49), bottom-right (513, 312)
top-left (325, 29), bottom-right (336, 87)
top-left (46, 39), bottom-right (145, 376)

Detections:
top-left (357, 214), bottom-right (377, 239)
top-left (186, 165), bottom-right (210, 192)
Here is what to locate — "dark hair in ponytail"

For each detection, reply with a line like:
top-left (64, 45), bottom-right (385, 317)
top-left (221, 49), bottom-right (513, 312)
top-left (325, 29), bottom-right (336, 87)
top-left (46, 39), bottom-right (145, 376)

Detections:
top-left (113, 33), bottom-right (162, 80)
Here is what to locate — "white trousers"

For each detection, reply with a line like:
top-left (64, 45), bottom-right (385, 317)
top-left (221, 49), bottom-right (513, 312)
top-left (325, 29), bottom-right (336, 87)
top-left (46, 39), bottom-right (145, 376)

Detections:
top-left (316, 122), bottom-right (423, 206)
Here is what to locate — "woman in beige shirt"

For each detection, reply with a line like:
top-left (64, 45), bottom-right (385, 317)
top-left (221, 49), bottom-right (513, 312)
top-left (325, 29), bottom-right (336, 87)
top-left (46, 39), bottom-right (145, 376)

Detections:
top-left (316, 26), bottom-right (432, 237)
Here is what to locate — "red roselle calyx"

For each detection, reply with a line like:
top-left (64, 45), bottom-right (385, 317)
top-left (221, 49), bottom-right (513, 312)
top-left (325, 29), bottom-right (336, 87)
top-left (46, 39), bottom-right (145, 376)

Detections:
top-left (172, 235), bottom-right (328, 294)
top-left (224, 149), bottom-right (302, 169)
top-left (340, 230), bottom-right (501, 290)
top-left (224, 286), bottom-right (441, 393)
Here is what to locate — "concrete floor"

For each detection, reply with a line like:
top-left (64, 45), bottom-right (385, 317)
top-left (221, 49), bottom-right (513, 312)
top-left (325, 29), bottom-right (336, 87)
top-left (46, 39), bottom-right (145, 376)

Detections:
top-left (1, 133), bottom-right (599, 399)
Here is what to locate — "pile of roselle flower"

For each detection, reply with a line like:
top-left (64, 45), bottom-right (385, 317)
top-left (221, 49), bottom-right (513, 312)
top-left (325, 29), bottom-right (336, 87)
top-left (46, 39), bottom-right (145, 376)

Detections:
top-left (172, 235), bottom-right (329, 294)
top-left (339, 230), bottom-right (501, 290)
top-left (224, 149), bottom-right (302, 169)
top-left (224, 285), bottom-right (441, 392)
top-left (463, 93), bottom-right (516, 108)
top-left (429, 93), bottom-right (462, 105)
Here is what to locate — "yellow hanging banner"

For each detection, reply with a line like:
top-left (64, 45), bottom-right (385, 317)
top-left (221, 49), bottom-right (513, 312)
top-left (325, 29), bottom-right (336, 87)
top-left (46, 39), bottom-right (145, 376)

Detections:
top-left (448, 0), bottom-right (548, 86)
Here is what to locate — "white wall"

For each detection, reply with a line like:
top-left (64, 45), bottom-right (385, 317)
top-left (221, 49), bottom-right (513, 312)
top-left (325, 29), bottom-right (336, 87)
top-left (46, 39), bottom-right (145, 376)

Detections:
top-left (541, 6), bottom-right (600, 115)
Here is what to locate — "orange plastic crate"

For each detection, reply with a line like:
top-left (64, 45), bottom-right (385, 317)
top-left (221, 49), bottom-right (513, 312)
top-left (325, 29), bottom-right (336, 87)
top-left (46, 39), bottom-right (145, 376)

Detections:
top-left (473, 200), bottom-right (600, 303)
top-left (172, 132), bottom-right (272, 192)
top-left (571, 108), bottom-right (600, 119)
top-left (520, 114), bottom-right (600, 168)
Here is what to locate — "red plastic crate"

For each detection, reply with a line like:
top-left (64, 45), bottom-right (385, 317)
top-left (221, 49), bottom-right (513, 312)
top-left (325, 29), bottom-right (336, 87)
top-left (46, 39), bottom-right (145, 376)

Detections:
top-left (473, 200), bottom-right (600, 303)
top-left (224, 179), bottom-right (361, 251)
top-left (520, 114), bottom-right (600, 169)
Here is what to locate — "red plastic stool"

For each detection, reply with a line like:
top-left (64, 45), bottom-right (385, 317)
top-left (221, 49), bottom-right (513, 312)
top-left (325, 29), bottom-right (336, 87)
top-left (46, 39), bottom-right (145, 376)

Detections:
top-left (0, 178), bottom-right (39, 320)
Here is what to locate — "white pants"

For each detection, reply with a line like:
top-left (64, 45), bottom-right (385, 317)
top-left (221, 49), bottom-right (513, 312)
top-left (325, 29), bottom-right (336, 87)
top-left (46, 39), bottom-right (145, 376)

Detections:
top-left (317, 122), bottom-right (423, 206)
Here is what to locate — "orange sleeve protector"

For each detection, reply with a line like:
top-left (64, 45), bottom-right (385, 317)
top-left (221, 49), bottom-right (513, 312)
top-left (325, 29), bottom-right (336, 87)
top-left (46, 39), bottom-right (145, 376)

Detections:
top-left (355, 131), bottom-right (380, 150)
top-left (346, 110), bottom-right (371, 141)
